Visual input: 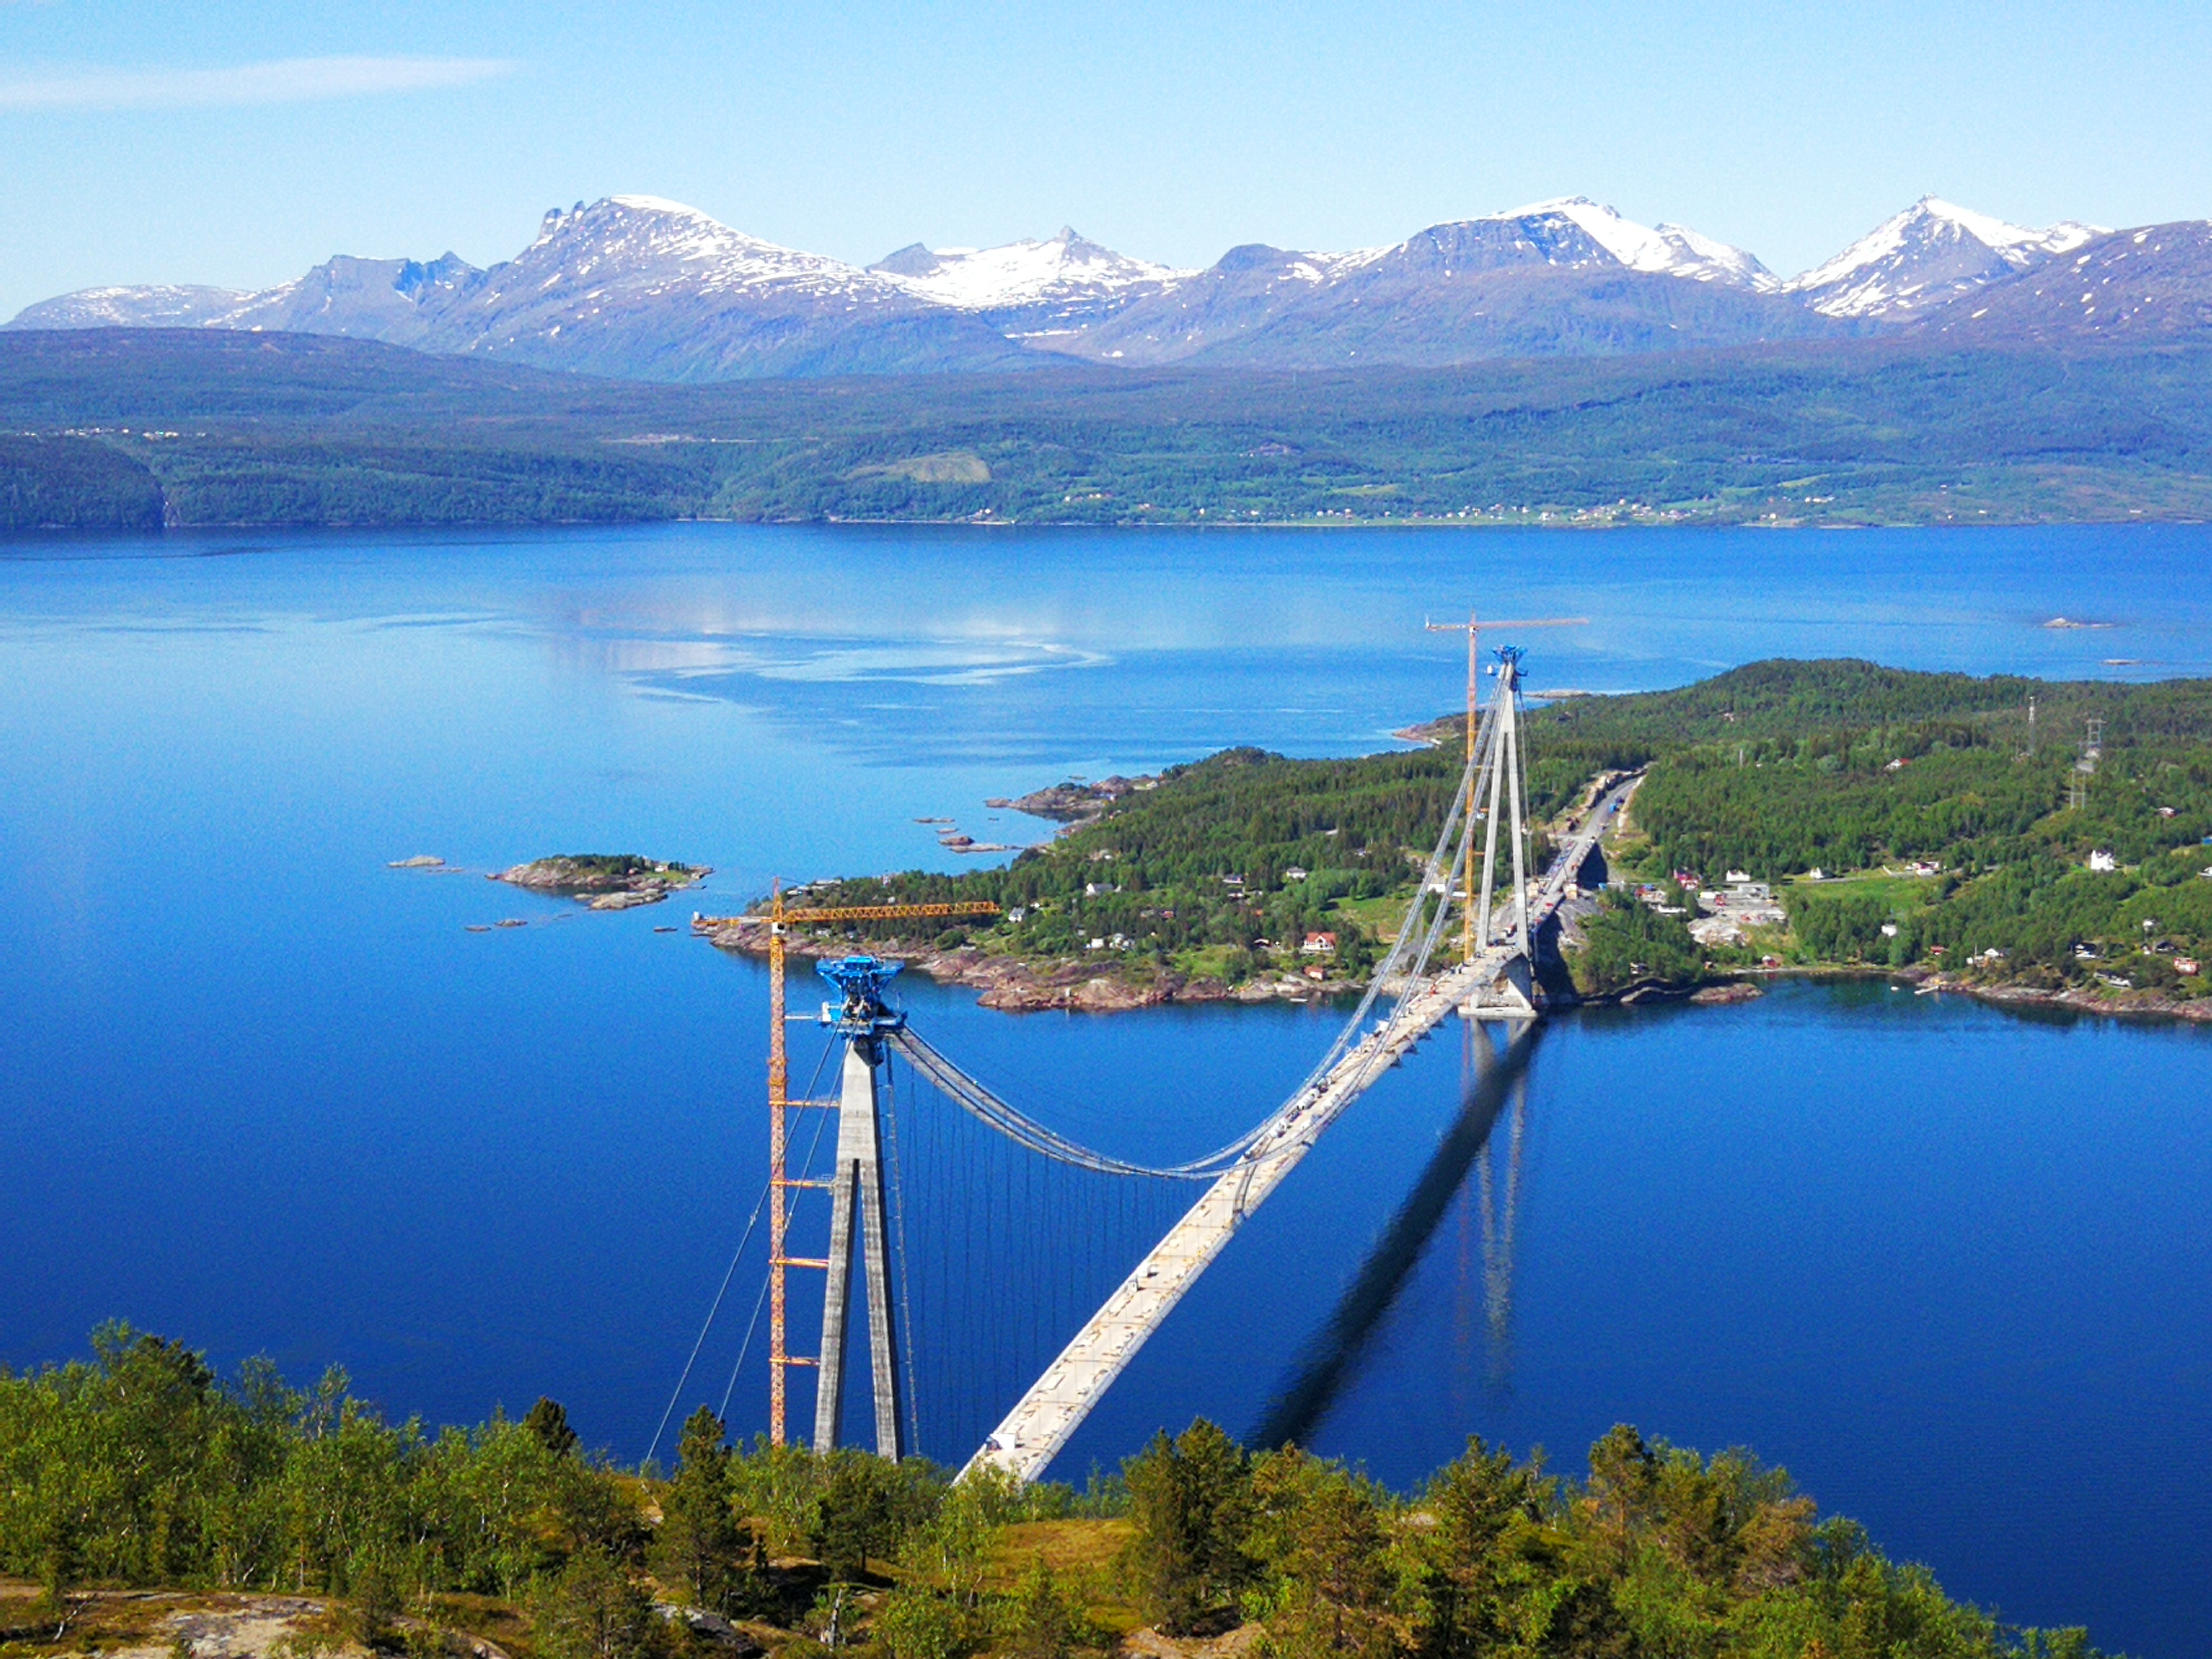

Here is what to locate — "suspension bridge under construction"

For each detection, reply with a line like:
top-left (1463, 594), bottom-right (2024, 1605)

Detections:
top-left (676, 620), bottom-right (1634, 1482)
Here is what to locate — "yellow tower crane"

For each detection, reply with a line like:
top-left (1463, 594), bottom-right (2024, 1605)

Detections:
top-left (693, 885), bottom-right (1001, 1445)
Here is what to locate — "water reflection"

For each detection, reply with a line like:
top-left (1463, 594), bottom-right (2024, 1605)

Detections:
top-left (1252, 1016), bottom-right (1542, 1449)
top-left (1477, 1040), bottom-right (1529, 1399)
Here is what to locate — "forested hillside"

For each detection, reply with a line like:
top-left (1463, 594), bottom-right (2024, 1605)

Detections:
top-left (779, 663), bottom-right (2212, 1011)
top-left (0, 435), bottom-right (164, 530)
top-left (0, 1326), bottom-right (2117, 1659)
top-left (4, 330), bottom-right (2212, 530)
top-left (1542, 663), bottom-right (2212, 995)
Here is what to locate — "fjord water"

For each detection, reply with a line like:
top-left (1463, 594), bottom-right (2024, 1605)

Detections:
top-left (3, 524), bottom-right (2209, 1656)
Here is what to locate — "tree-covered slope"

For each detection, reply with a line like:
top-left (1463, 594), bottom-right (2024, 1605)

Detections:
top-left (0, 1326), bottom-right (2123, 1659)
top-left (5, 329), bottom-right (2212, 528)
top-left (782, 663), bottom-right (2212, 1008)
top-left (1534, 663), bottom-right (2212, 996)
top-left (0, 435), bottom-right (163, 531)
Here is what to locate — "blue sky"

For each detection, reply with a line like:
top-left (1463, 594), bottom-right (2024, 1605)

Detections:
top-left (2, 0), bottom-right (2208, 316)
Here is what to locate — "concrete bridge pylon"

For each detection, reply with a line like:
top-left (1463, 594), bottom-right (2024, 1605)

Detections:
top-left (811, 957), bottom-right (909, 1459)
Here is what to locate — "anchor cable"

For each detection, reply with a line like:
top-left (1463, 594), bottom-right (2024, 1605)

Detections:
top-left (652, 1034), bottom-right (838, 1461)
top-left (646, 1177), bottom-right (767, 1466)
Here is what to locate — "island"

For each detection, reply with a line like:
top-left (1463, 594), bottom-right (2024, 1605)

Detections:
top-left (493, 854), bottom-right (711, 910)
top-left (698, 661), bottom-right (2212, 1022)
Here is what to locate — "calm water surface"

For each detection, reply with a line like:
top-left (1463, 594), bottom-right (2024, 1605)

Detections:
top-left (2, 524), bottom-right (2209, 1656)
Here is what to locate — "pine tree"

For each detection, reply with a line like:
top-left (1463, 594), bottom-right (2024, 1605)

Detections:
top-left (532, 1547), bottom-right (660, 1659)
top-left (1121, 1420), bottom-right (1255, 1633)
top-left (1002, 1556), bottom-right (1082, 1659)
top-left (653, 1408), bottom-right (754, 1616)
top-left (525, 1398), bottom-right (581, 1459)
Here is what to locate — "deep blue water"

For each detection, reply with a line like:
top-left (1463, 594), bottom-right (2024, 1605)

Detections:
top-left (3, 523), bottom-right (2209, 1656)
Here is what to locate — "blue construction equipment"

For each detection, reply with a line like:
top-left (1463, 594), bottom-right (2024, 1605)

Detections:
top-left (817, 955), bottom-right (908, 1045)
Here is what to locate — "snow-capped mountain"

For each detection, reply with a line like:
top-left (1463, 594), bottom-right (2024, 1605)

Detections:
top-left (502, 196), bottom-right (888, 307)
top-left (1326, 197), bottom-right (1777, 289)
top-left (8, 197), bottom-right (1029, 380)
top-left (1486, 198), bottom-right (1780, 291)
top-left (1920, 220), bottom-right (2212, 344)
top-left (12, 284), bottom-right (261, 329)
top-left (1786, 196), bottom-right (2105, 319)
top-left (869, 227), bottom-right (1192, 333)
top-left (11, 192), bottom-right (2192, 380)
top-left (232, 255), bottom-right (479, 342)
top-left (403, 196), bottom-right (1026, 379)
top-left (9, 258), bottom-right (481, 338)
top-left (1031, 203), bottom-right (1822, 368)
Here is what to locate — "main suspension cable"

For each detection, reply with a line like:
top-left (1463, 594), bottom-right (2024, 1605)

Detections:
top-left (883, 700), bottom-right (1497, 1183)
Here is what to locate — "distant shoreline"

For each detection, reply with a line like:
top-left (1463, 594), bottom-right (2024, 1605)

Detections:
top-left (11, 330), bottom-right (2212, 535)
top-left (695, 915), bottom-right (2212, 1030)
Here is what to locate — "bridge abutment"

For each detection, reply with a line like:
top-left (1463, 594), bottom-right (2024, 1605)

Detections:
top-left (1461, 953), bottom-right (1538, 1019)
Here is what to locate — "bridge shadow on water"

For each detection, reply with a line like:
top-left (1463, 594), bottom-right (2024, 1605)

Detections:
top-left (1250, 1016), bottom-right (1544, 1452)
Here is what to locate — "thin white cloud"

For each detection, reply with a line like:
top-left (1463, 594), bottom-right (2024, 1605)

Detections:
top-left (0, 55), bottom-right (518, 111)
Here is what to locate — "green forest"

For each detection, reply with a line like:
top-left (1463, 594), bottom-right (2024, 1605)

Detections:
top-left (1560, 663), bottom-right (2212, 996)
top-left (785, 662), bottom-right (2212, 1008)
top-left (4, 330), bottom-right (2212, 530)
top-left (0, 1326), bottom-right (2117, 1659)
top-left (798, 745), bottom-right (1497, 986)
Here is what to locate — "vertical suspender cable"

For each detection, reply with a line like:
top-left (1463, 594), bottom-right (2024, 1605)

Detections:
top-left (881, 1050), bottom-right (923, 1457)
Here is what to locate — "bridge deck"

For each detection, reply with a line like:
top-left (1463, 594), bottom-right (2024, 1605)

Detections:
top-left (964, 773), bottom-right (1640, 1481)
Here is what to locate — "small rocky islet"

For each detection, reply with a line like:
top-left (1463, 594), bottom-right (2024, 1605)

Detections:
top-left (394, 852), bottom-right (711, 928)
top-left (491, 855), bottom-right (710, 910)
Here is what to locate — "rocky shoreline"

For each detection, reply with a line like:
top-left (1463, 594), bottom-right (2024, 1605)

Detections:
top-left (983, 774), bottom-right (1153, 827)
top-left (1696, 963), bottom-right (2212, 1025)
top-left (1899, 967), bottom-right (2212, 1025)
top-left (1688, 979), bottom-right (1764, 1005)
top-left (691, 918), bottom-right (1360, 1011)
top-left (697, 912), bottom-right (2212, 1028)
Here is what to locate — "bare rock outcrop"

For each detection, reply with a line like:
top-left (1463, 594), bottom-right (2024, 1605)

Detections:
top-left (492, 855), bottom-right (709, 909)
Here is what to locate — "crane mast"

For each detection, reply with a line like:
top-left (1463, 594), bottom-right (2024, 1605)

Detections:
top-left (695, 888), bottom-right (998, 1448)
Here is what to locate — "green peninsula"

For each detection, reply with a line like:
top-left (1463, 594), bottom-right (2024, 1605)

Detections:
top-left (707, 661), bottom-right (2212, 1018)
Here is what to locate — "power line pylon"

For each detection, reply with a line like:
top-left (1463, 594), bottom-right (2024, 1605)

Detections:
top-left (2070, 717), bottom-right (2104, 813)
top-left (695, 887), bottom-right (998, 1451)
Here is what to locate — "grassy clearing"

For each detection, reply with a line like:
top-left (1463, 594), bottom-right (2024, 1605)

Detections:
top-left (1784, 871), bottom-right (1937, 905)
top-left (1325, 892), bottom-right (1414, 942)
top-left (985, 1521), bottom-right (1143, 1638)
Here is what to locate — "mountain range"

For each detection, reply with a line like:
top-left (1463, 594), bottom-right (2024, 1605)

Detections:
top-left (10, 193), bottom-right (2207, 382)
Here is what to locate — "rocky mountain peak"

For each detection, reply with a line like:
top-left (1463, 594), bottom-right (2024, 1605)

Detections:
top-left (12, 190), bottom-right (2196, 380)
top-left (1788, 196), bottom-right (2109, 319)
